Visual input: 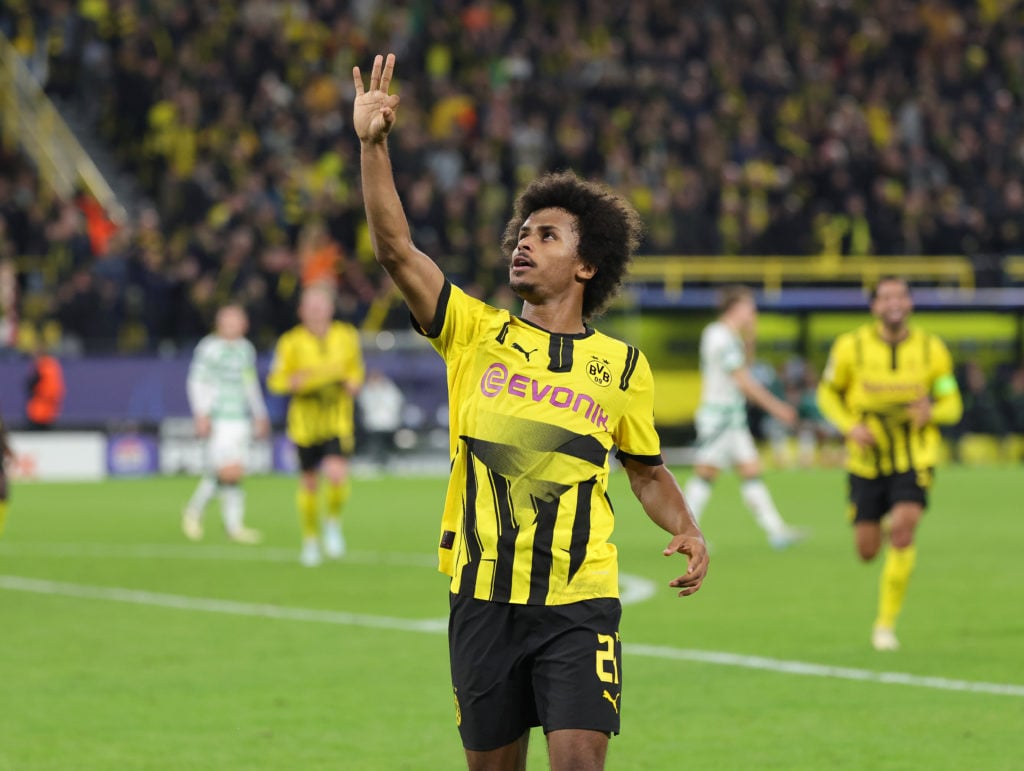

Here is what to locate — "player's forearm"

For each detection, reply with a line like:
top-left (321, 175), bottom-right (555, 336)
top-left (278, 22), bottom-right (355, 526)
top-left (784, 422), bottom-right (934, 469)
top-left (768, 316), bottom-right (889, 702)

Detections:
top-left (360, 140), bottom-right (415, 269)
top-left (244, 376), bottom-right (268, 419)
top-left (632, 465), bottom-right (702, 538)
top-left (816, 382), bottom-right (857, 435)
top-left (930, 390), bottom-right (963, 425)
top-left (735, 370), bottom-right (787, 419)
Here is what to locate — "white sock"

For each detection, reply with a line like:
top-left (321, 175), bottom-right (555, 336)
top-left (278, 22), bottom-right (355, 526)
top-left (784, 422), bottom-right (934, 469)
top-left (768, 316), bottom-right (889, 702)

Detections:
top-left (220, 484), bottom-right (244, 533)
top-left (682, 476), bottom-right (713, 524)
top-left (187, 475), bottom-right (217, 517)
top-left (740, 478), bottom-right (788, 538)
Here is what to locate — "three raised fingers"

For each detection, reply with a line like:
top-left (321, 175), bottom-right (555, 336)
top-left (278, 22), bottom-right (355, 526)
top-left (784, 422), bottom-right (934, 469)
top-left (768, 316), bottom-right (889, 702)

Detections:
top-left (352, 53), bottom-right (395, 96)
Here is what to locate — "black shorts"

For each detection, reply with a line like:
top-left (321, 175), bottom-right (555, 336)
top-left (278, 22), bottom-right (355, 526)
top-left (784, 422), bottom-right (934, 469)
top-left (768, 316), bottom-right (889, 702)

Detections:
top-left (295, 437), bottom-right (347, 472)
top-left (448, 594), bottom-right (622, 752)
top-left (848, 469), bottom-right (931, 524)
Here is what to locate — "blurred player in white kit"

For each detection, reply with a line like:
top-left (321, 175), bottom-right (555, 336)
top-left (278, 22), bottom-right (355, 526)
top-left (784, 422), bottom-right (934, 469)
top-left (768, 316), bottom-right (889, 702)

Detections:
top-left (182, 304), bottom-right (269, 543)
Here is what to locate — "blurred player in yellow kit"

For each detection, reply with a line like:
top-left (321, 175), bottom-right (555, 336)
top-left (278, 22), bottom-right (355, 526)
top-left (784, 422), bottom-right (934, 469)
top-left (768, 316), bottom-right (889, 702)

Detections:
top-left (817, 276), bottom-right (962, 651)
top-left (267, 285), bottom-right (364, 566)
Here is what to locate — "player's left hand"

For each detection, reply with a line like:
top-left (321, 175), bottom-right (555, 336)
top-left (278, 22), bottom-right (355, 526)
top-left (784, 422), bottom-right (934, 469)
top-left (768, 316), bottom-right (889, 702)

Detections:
top-left (353, 53), bottom-right (401, 144)
top-left (906, 397), bottom-right (932, 429)
top-left (254, 416), bottom-right (270, 439)
top-left (664, 534), bottom-right (709, 597)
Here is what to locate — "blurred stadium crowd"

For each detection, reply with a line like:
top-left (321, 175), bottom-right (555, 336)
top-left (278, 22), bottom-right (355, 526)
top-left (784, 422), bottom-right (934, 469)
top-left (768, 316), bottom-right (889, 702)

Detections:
top-left (1, 0), bottom-right (1022, 356)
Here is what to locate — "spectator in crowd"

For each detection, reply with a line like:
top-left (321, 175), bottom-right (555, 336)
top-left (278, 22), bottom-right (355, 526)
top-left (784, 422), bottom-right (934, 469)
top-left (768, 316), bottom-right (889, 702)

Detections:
top-left (1001, 364), bottom-right (1024, 436)
top-left (3, 1), bottom-right (1024, 348)
top-left (957, 360), bottom-right (1007, 437)
top-left (356, 368), bottom-right (405, 470)
top-left (0, 399), bottom-right (13, 538)
top-left (24, 342), bottom-right (65, 429)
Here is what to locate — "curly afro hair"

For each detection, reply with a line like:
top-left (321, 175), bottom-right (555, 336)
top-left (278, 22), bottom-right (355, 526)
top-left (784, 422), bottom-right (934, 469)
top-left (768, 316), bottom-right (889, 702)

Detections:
top-left (501, 171), bottom-right (644, 320)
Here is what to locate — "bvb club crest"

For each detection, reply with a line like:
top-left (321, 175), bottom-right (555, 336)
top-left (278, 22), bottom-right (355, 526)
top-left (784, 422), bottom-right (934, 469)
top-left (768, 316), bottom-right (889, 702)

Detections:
top-left (587, 357), bottom-right (612, 387)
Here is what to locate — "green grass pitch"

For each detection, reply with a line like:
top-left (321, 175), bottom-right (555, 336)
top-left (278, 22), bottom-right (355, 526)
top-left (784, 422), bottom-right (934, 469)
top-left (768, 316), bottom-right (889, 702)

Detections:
top-left (1, 466), bottom-right (1022, 770)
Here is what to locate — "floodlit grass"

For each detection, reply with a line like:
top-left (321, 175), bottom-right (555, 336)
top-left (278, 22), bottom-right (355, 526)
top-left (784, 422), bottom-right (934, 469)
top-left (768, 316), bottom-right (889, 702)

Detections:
top-left (0, 466), bottom-right (1021, 770)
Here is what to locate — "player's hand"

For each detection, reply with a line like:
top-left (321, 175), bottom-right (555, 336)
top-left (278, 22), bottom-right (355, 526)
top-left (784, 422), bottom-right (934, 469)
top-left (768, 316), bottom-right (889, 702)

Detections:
top-left (290, 370), bottom-right (310, 391)
top-left (353, 53), bottom-right (401, 144)
top-left (664, 534), bottom-right (709, 597)
top-left (848, 423), bottom-right (875, 448)
top-left (906, 397), bottom-right (932, 429)
top-left (254, 416), bottom-right (270, 439)
top-left (774, 401), bottom-right (798, 428)
top-left (194, 415), bottom-right (211, 438)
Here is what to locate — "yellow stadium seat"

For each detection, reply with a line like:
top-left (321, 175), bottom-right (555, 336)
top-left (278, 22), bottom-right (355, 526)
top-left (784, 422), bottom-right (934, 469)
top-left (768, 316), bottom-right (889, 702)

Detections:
top-left (1003, 434), bottom-right (1024, 462)
top-left (957, 434), bottom-right (1003, 466)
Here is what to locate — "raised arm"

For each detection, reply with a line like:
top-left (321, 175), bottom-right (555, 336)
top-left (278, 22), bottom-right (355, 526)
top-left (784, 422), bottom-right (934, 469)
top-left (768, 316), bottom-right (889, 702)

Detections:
top-left (353, 53), bottom-right (445, 330)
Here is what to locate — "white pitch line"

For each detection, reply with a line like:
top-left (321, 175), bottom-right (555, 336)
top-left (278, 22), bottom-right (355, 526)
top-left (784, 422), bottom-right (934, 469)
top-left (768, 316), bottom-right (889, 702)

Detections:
top-left (1, 574), bottom-right (1022, 699)
top-left (0, 575), bottom-right (448, 633)
top-left (0, 542), bottom-right (438, 567)
top-left (624, 644), bottom-right (1024, 698)
top-left (0, 542), bottom-right (658, 606)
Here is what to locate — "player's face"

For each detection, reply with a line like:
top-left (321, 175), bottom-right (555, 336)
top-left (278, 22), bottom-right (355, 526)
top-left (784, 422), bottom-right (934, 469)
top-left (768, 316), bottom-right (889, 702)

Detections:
top-left (508, 207), bottom-right (592, 302)
top-left (299, 289), bottom-right (334, 328)
top-left (871, 280), bottom-right (913, 330)
top-left (733, 297), bottom-right (757, 332)
top-left (216, 307), bottom-right (248, 339)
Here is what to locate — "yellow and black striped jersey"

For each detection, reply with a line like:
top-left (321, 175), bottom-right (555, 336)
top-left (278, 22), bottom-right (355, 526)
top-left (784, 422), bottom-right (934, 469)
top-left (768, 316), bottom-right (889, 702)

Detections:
top-left (817, 323), bottom-right (962, 478)
top-left (420, 282), bottom-right (662, 606)
top-left (267, 322), bottom-right (364, 447)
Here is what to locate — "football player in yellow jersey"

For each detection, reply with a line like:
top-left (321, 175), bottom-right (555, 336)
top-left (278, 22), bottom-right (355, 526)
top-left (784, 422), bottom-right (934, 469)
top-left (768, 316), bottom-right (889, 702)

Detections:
top-left (817, 276), bottom-right (962, 651)
top-left (267, 285), bottom-right (365, 566)
top-left (354, 54), bottom-right (708, 771)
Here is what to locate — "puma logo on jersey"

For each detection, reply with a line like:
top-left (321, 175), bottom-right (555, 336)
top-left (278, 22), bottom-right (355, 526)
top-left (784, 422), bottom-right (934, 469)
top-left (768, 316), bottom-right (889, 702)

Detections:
top-left (511, 342), bottom-right (537, 361)
top-left (602, 690), bottom-right (621, 714)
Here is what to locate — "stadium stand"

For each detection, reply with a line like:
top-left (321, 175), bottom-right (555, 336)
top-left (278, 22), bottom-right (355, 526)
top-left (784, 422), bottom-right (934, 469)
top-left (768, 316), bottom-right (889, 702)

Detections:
top-left (1, 2), bottom-right (1023, 454)
top-left (2, 1), bottom-right (1024, 352)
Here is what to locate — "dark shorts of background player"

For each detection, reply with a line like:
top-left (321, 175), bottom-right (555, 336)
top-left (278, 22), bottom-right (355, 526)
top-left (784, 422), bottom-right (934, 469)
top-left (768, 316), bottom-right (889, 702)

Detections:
top-left (848, 469), bottom-right (930, 523)
top-left (448, 594), bottom-right (622, 752)
top-left (295, 437), bottom-right (349, 472)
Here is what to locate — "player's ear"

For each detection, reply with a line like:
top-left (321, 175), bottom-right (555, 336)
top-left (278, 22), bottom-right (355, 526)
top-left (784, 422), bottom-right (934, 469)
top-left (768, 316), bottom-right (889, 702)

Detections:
top-left (576, 261), bottom-right (597, 281)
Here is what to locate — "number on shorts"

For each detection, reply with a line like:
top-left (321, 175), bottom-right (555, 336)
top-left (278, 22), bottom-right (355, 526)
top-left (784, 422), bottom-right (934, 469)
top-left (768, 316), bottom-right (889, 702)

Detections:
top-left (595, 633), bottom-right (619, 684)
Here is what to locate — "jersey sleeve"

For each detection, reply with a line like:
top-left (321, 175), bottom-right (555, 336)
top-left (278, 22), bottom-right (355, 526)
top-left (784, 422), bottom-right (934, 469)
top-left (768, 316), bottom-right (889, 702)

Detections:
top-left (242, 341), bottom-right (269, 419)
top-left (345, 324), bottom-right (366, 390)
top-left (186, 339), bottom-right (216, 415)
top-left (816, 333), bottom-right (858, 435)
top-left (928, 335), bottom-right (963, 426)
top-left (265, 333), bottom-right (295, 395)
top-left (612, 351), bottom-right (663, 466)
top-left (712, 327), bottom-right (745, 374)
top-left (414, 281), bottom-right (496, 362)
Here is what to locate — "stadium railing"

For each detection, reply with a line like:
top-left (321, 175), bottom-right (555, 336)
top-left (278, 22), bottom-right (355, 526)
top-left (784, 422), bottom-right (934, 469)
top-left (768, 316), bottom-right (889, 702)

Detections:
top-left (0, 31), bottom-right (125, 224)
top-left (629, 254), bottom-right (976, 296)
